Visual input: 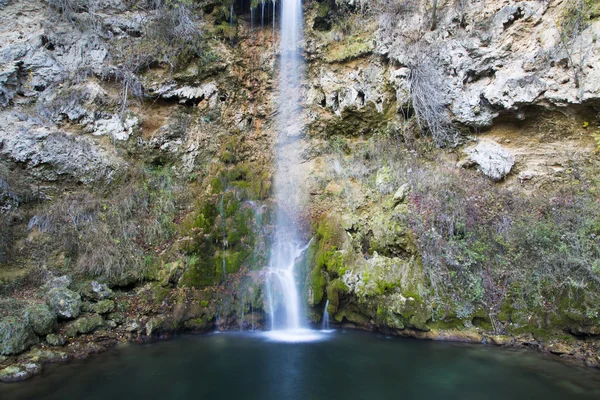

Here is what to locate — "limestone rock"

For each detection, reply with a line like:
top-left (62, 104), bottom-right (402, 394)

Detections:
top-left (0, 63), bottom-right (18, 108)
top-left (393, 183), bottom-right (410, 204)
top-left (0, 115), bottom-right (124, 184)
top-left (25, 303), bottom-right (56, 336)
top-left (46, 288), bottom-right (82, 320)
top-left (0, 317), bottom-right (39, 355)
top-left (462, 140), bottom-right (514, 181)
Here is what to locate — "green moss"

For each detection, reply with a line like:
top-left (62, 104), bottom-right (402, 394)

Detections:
top-left (334, 305), bottom-right (370, 325)
top-left (426, 318), bottom-right (464, 331)
top-left (309, 268), bottom-right (326, 306)
top-left (325, 32), bottom-right (374, 63)
top-left (183, 315), bottom-right (213, 331)
top-left (179, 253), bottom-right (220, 288)
top-left (152, 285), bottom-right (171, 304)
top-left (326, 279), bottom-right (349, 314)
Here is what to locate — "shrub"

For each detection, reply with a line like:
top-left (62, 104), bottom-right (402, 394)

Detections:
top-left (407, 159), bottom-right (600, 322)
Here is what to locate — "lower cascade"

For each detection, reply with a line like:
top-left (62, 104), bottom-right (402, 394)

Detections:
top-left (322, 300), bottom-right (330, 331)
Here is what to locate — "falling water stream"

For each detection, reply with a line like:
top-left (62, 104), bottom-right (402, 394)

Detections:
top-left (322, 300), bottom-right (331, 330)
top-left (263, 0), bottom-right (323, 342)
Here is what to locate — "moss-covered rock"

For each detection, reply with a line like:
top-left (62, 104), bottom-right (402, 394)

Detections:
top-left (0, 317), bottom-right (39, 355)
top-left (107, 312), bottom-right (126, 325)
top-left (46, 333), bottom-right (67, 346)
top-left (0, 363), bottom-right (41, 383)
top-left (64, 314), bottom-right (104, 337)
top-left (23, 348), bottom-right (69, 364)
top-left (46, 287), bottom-right (82, 319)
top-left (89, 300), bottom-right (115, 315)
top-left (25, 304), bottom-right (56, 336)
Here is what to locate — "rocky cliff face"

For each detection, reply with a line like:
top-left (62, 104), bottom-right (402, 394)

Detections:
top-left (1, 0), bottom-right (600, 381)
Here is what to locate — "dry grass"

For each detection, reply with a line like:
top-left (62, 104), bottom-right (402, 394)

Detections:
top-left (27, 167), bottom-right (179, 281)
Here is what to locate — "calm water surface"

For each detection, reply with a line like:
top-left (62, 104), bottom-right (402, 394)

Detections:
top-left (2, 330), bottom-right (600, 400)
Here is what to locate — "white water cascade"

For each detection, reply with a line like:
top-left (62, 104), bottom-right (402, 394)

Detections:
top-left (322, 300), bottom-right (331, 331)
top-left (263, 0), bottom-right (323, 342)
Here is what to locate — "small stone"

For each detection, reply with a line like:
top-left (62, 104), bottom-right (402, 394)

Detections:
top-left (393, 183), bottom-right (410, 204)
top-left (124, 320), bottom-right (140, 333)
top-left (25, 303), bottom-right (56, 336)
top-left (46, 287), bottom-right (82, 319)
top-left (46, 333), bottom-right (67, 346)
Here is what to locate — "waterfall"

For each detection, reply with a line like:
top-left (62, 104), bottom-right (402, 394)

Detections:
top-left (261, 0), bottom-right (265, 29)
top-left (322, 300), bottom-right (330, 330)
top-left (263, 0), bottom-right (322, 342)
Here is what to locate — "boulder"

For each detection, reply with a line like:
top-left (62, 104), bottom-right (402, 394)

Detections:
top-left (0, 317), bottom-right (39, 355)
top-left (25, 303), bottom-right (56, 336)
top-left (46, 287), bottom-right (82, 319)
top-left (462, 140), bottom-right (514, 181)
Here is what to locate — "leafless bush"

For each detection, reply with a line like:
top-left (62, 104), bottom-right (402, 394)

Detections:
top-left (45, 0), bottom-right (100, 28)
top-left (407, 47), bottom-right (457, 147)
top-left (149, 0), bottom-right (202, 42)
top-left (45, 0), bottom-right (82, 19)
